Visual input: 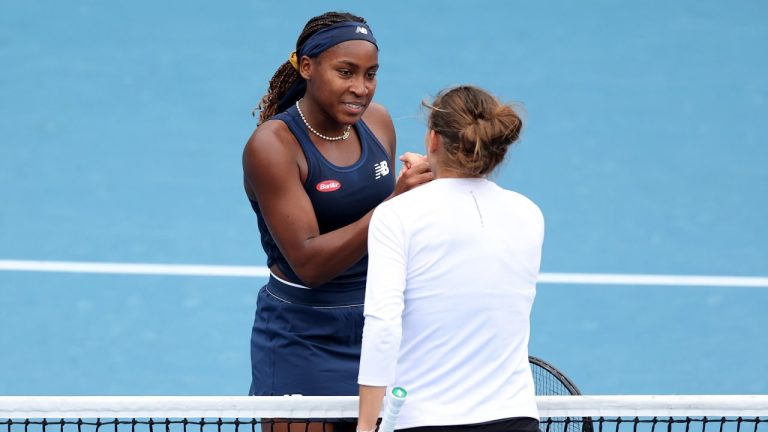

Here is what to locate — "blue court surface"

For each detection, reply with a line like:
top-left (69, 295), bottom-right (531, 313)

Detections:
top-left (1, 1), bottom-right (767, 395)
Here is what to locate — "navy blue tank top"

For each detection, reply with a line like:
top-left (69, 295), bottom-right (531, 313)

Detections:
top-left (249, 105), bottom-right (395, 290)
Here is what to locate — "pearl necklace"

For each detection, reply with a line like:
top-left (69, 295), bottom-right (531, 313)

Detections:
top-left (296, 99), bottom-right (351, 141)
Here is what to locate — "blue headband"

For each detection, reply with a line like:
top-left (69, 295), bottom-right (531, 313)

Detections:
top-left (298, 21), bottom-right (378, 59)
top-left (276, 21), bottom-right (378, 114)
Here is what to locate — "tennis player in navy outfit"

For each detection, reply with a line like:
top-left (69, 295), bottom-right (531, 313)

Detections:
top-left (242, 11), bottom-right (431, 400)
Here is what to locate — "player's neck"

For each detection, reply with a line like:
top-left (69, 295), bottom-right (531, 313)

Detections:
top-left (433, 166), bottom-right (482, 179)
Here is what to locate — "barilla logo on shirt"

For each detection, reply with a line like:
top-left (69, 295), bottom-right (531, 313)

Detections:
top-left (316, 180), bottom-right (341, 192)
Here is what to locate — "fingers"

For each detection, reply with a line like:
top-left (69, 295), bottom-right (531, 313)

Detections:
top-left (399, 152), bottom-right (426, 169)
top-left (397, 152), bottom-right (426, 181)
top-left (392, 152), bottom-right (432, 196)
top-left (395, 159), bottom-right (433, 195)
top-left (405, 159), bottom-right (430, 175)
top-left (405, 170), bottom-right (434, 188)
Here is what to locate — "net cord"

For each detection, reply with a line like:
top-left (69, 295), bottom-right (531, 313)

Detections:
top-left (1, 396), bottom-right (768, 419)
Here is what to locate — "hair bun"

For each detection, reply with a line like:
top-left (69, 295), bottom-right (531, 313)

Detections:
top-left (425, 85), bottom-right (523, 176)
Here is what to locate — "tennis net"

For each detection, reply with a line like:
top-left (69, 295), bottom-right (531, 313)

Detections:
top-left (1, 396), bottom-right (767, 432)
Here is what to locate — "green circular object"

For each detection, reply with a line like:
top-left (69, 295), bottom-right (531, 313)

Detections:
top-left (391, 387), bottom-right (408, 398)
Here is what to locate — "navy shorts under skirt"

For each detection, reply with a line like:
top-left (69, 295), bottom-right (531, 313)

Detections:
top-left (249, 275), bottom-right (365, 396)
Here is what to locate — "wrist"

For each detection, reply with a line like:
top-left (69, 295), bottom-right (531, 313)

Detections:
top-left (356, 427), bottom-right (377, 432)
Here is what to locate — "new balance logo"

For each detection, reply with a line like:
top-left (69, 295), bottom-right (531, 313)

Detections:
top-left (374, 160), bottom-right (390, 179)
top-left (355, 26), bottom-right (368, 35)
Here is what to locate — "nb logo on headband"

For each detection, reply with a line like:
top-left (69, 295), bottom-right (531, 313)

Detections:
top-left (355, 26), bottom-right (368, 35)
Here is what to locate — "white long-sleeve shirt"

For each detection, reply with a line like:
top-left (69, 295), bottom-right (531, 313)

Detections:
top-left (358, 178), bottom-right (544, 429)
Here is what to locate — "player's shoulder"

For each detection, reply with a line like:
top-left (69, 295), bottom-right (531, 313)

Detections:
top-left (244, 119), bottom-right (295, 158)
top-left (246, 118), bottom-right (290, 149)
top-left (362, 101), bottom-right (392, 123)
top-left (242, 118), bottom-right (300, 176)
top-left (362, 101), bottom-right (396, 155)
top-left (375, 180), bottom-right (440, 218)
top-left (495, 185), bottom-right (544, 223)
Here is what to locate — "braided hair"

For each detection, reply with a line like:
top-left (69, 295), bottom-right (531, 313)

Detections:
top-left (255, 11), bottom-right (367, 124)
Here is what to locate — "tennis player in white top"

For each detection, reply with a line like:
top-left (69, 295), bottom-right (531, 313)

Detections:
top-left (357, 86), bottom-right (543, 432)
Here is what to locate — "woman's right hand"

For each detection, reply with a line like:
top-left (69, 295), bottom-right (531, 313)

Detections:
top-left (394, 152), bottom-right (433, 196)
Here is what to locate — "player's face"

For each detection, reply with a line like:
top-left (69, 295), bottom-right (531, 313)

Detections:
top-left (303, 40), bottom-right (379, 126)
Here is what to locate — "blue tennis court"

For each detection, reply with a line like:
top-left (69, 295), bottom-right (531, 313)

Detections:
top-left (1, 1), bottom-right (766, 396)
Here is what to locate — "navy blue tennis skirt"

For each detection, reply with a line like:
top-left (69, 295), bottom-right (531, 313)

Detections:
top-left (249, 275), bottom-right (365, 396)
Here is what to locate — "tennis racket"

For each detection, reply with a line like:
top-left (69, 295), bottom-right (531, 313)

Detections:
top-left (377, 387), bottom-right (407, 432)
top-left (529, 356), bottom-right (593, 432)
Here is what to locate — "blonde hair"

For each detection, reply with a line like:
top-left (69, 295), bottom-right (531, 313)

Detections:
top-left (423, 85), bottom-right (523, 176)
